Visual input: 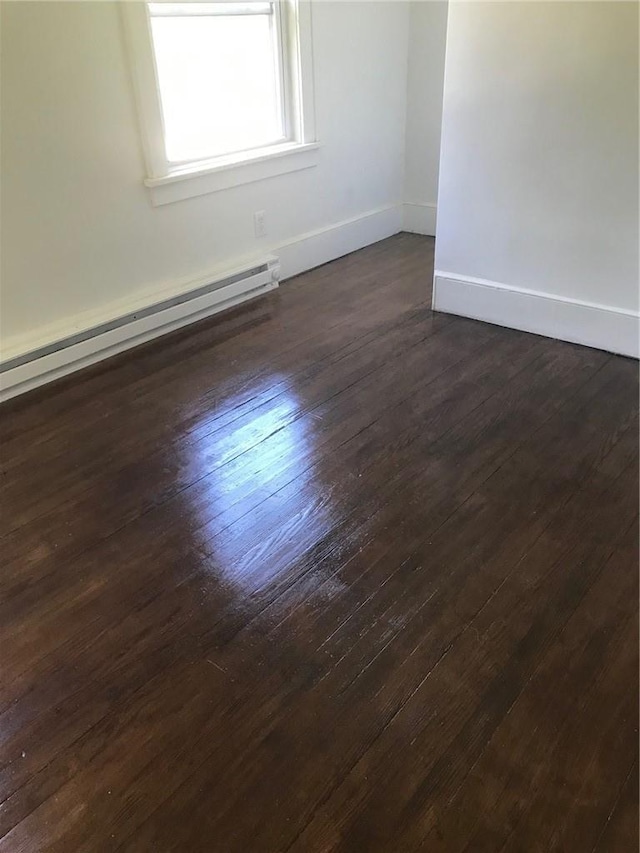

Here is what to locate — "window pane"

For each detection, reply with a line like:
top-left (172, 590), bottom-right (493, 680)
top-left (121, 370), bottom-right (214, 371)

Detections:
top-left (150, 11), bottom-right (284, 162)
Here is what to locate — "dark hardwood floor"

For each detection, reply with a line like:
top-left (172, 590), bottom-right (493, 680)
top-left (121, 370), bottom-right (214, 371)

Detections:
top-left (0, 233), bottom-right (638, 852)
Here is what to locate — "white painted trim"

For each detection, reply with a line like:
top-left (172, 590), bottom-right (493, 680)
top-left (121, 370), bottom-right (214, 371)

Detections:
top-left (146, 142), bottom-right (320, 205)
top-left (292, 0), bottom-right (316, 145)
top-left (433, 271), bottom-right (640, 359)
top-left (277, 203), bottom-right (402, 280)
top-left (0, 205), bottom-right (402, 400)
top-left (120, 0), bottom-right (318, 205)
top-left (119, 1), bottom-right (168, 179)
top-left (402, 202), bottom-right (437, 236)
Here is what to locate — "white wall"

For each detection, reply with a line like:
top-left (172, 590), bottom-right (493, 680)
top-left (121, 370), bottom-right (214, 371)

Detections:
top-left (402, 0), bottom-right (448, 236)
top-left (0, 1), bottom-right (411, 354)
top-left (434, 1), bottom-right (639, 357)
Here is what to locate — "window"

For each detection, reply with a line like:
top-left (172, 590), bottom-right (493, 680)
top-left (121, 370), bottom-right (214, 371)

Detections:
top-left (122, 0), bottom-right (317, 205)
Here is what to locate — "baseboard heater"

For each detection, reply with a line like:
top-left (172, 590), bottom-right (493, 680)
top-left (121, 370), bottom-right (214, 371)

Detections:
top-left (0, 255), bottom-right (280, 401)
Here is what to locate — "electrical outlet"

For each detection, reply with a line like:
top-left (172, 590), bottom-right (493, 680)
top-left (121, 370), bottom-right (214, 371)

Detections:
top-left (254, 210), bottom-right (267, 238)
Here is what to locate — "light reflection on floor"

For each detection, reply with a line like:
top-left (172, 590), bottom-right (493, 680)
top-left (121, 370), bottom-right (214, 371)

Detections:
top-left (180, 384), bottom-right (338, 597)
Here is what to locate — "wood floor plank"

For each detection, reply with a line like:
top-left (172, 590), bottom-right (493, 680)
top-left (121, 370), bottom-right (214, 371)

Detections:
top-left (1, 325), bottom-right (550, 815)
top-left (0, 234), bottom-right (636, 852)
top-left (592, 760), bottom-right (639, 853)
top-left (402, 518), bottom-right (639, 852)
top-left (0, 314), bottom-right (496, 652)
top-left (0, 329), bottom-right (592, 719)
top-left (11, 346), bottom-right (632, 852)
top-left (283, 455), bottom-right (638, 853)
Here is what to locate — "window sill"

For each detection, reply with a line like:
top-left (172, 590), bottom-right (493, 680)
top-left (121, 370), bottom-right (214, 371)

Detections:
top-left (144, 141), bottom-right (320, 206)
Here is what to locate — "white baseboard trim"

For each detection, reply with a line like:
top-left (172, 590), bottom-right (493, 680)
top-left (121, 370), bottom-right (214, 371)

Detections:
top-left (433, 271), bottom-right (640, 359)
top-left (277, 203), bottom-right (403, 280)
top-left (402, 202), bottom-right (437, 237)
top-left (0, 204), bottom-right (403, 401)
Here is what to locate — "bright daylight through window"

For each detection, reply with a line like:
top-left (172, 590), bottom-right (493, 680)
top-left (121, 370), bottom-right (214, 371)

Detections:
top-left (148, 2), bottom-right (288, 164)
top-left (122, 0), bottom-right (317, 202)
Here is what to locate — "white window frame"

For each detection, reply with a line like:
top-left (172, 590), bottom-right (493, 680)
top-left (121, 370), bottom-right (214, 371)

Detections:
top-left (121, 0), bottom-right (318, 205)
